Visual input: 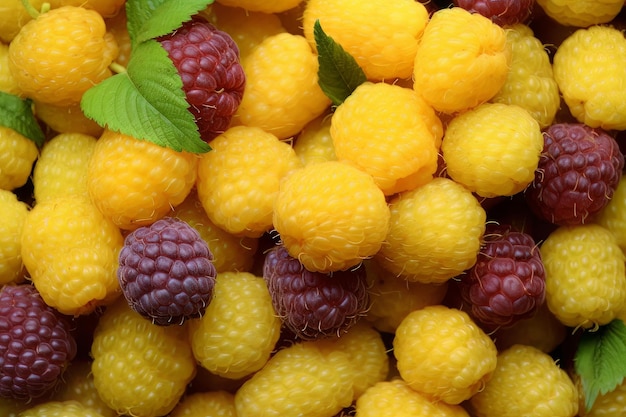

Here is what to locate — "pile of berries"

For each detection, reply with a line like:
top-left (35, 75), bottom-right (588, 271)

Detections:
top-left (2, 0), bottom-right (626, 416)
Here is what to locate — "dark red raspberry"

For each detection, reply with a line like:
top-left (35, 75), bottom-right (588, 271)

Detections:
top-left (453, 0), bottom-right (535, 26)
top-left (159, 17), bottom-right (246, 142)
top-left (118, 217), bottom-right (217, 326)
top-left (263, 245), bottom-right (369, 341)
top-left (0, 284), bottom-right (77, 400)
top-left (458, 223), bottom-right (546, 331)
top-left (525, 123), bottom-right (624, 226)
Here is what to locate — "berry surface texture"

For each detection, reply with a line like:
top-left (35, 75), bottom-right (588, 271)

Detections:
top-left (6, 1), bottom-right (626, 417)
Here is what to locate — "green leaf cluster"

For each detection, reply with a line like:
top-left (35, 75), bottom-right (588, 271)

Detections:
top-left (0, 91), bottom-right (45, 147)
top-left (575, 319), bottom-right (626, 412)
top-left (81, 0), bottom-right (214, 153)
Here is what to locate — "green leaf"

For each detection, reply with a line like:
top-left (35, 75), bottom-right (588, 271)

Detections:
top-left (126, 0), bottom-right (214, 48)
top-left (314, 19), bottom-right (367, 107)
top-left (80, 39), bottom-right (209, 153)
top-left (0, 92), bottom-right (45, 147)
top-left (575, 319), bottom-right (626, 412)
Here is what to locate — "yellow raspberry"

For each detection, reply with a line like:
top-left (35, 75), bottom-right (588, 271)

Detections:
top-left (0, 43), bottom-right (21, 95)
top-left (170, 391), bottom-right (237, 417)
top-left (208, 3), bottom-right (286, 60)
top-left (541, 223), bottom-right (626, 328)
top-left (87, 129), bottom-right (198, 231)
top-left (0, 189), bottom-right (29, 285)
top-left (172, 191), bottom-right (259, 273)
top-left (364, 259), bottom-right (449, 334)
top-left (232, 32), bottom-right (331, 140)
top-left (536, 0), bottom-right (623, 27)
top-left (196, 125), bottom-right (302, 238)
top-left (51, 359), bottom-right (116, 417)
top-left (0, 0), bottom-right (46, 43)
top-left (469, 344), bottom-right (579, 417)
top-left (0, 125), bottom-right (38, 191)
top-left (413, 7), bottom-right (510, 114)
top-left (490, 24), bottom-right (560, 129)
top-left (580, 377), bottom-right (626, 417)
top-left (553, 25), bottom-right (626, 130)
top-left (188, 271), bottom-right (281, 380)
top-left (32, 132), bottom-right (97, 204)
top-left (356, 378), bottom-right (472, 417)
top-left (33, 101), bottom-right (104, 137)
top-left (442, 102), bottom-right (543, 198)
top-left (330, 82), bottom-right (440, 195)
top-left (234, 341), bottom-right (354, 417)
top-left (293, 112), bottom-right (336, 166)
top-left (91, 299), bottom-right (197, 417)
top-left (375, 177), bottom-right (486, 284)
top-left (48, 0), bottom-right (127, 18)
top-left (215, 0), bottom-right (303, 14)
top-left (316, 321), bottom-right (390, 400)
top-left (104, 9), bottom-right (131, 67)
top-left (8, 6), bottom-right (118, 106)
top-left (20, 194), bottom-right (124, 316)
top-left (596, 176), bottom-right (626, 254)
top-left (491, 303), bottom-right (567, 354)
top-left (18, 400), bottom-right (105, 417)
top-left (302, 0), bottom-right (429, 80)
top-left (393, 305), bottom-right (498, 405)
top-left (273, 160), bottom-right (390, 273)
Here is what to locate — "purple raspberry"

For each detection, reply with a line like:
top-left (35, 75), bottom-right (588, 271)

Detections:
top-left (0, 284), bottom-right (77, 400)
top-left (118, 217), bottom-right (217, 326)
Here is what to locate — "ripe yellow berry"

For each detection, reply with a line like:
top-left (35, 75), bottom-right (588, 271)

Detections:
top-left (364, 259), bottom-right (449, 333)
top-left (596, 176), bottom-right (626, 254)
top-left (51, 359), bottom-right (116, 417)
top-left (316, 321), bottom-right (390, 400)
top-left (32, 132), bottom-right (97, 204)
top-left (330, 82), bottom-right (440, 195)
top-left (393, 305), bottom-right (498, 405)
top-left (356, 379), bottom-right (471, 417)
top-left (233, 32), bottom-right (331, 139)
top-left (91, 299), bottom-right (197, 417)
top-left (172, 192), bottom-right (259, 273)
top-left (87, 129), bottom-right (198, 231)
top-left (188, 271), bottom-right (281, 379)
top-left (490, 24), bottom-right (560, 129)
top-left (580, 377), bottom-right (626, 417)
top-left (18, 400), bottom-right (105, 417)
top-left (541, 224), bottom-right (626, 328)
top-left (303, 0), bottom-right (429, 80)
top-left (442, 102), bottom-right (543, 198)
top-left (375, 177), bottom-right (486, 284)
top-left (469, 344), bottom-right (579, 417)
top-left (273, 160), bottom-right (390, 273)
top-left (8, 6), bottom-right (118, 106)
top-left (33, 101), bottom-right (104, 137)
top-left (20, 194), bottom-right (124, 316)
top-left (536, 0), bottom-right (623, 27)
top-left (413, 7), bottom-right (510, 114)
top-left (553, 25), bottom-right (626, 130)
top-left (208, 2), bottom-right (286, 60)
top-left (0, 42), bottom-right (21, 95)
top-left (0, 0), bottom-right (46, 43)
top-left (215, 0), bottom-right (303, 14)
top-left (234, 341), bottom-right (354, 417)
top-left (0, 125), bottom-right (38, 191)
top-left (170, 391), bottom-right (237, 417)
top-left (293, 112), bottom-right (336, 166)
top-left (0, 189), bottom-right (29, 285)
top-left (49, 0), bottom-right (127, 17)
top-left (196, 125), bottom-right (302, 238)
